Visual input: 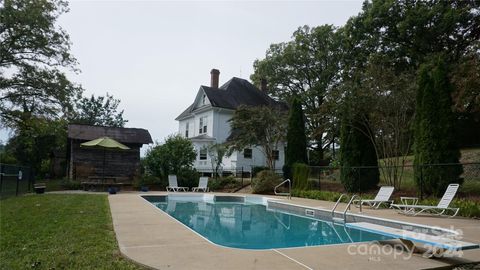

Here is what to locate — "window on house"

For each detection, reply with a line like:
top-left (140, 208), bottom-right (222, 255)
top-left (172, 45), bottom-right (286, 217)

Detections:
top-left (243, 148), bottom-right (252, 159)
top-left (202, 94), bottom-right (206, 105)
top-left (185, 122), bottom-right (189, 138)
top-left (199, 116), bottom-right (207, 134)
top-left (272, 150), bottom-right (279, 160)
top-left (199, 148), bottom-right (207, 160)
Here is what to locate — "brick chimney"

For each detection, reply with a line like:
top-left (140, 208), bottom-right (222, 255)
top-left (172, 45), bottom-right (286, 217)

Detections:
top-left (260, 78), bottom-right (268, 93)
top-left (210, 69), bottom-right (220, 88)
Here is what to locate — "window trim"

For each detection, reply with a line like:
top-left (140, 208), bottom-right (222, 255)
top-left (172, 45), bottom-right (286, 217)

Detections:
top-left (199, 116), bottom-right (207, 134)
top-left (199, 148), bottom-right (207, 160)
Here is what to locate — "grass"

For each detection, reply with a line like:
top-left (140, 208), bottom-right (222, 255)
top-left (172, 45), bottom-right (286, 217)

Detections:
top-left (0, 194), bottom-right (144, 270)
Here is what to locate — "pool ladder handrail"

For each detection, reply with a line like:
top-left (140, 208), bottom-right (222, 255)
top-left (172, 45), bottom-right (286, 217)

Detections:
top-left (274, 179), bottom-right (291, 200)
top-left (343, 194), bottom-right (362, 222)
top-left (331, 193), bottom-right (348, 218)
top-left (331, 194), bottom-right (362, 223)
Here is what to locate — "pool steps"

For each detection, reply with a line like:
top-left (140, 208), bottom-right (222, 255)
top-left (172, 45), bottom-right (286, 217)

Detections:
top-left (346, 222), bottom-right (480, 253)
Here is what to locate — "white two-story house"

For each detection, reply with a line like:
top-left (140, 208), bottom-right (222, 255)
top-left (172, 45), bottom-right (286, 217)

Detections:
top-left (175, 69), bottom-right (287, 174)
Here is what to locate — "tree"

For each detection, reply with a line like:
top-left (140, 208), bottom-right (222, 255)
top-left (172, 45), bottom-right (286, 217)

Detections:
top-left (0, 0), bottom-right (81, 173)
top-left (347, 0), bottom-right (480, 71)
top-left (359, 58), bottom-right (416, 189)
top-left (207, 143), bottom-right (227, 179)
top-left (414, 57), bottom-right (463, 196)
top-left (228, 105), bottom-right (287, 170)
top-left (339, 88), bottom-right (380, 193)
top-left (0, 0), bottom-right (82, 129)
top-left (71, 93), bottom-right (127, 127)
top-left (6, 118), bottom-right (67, 175)
top-left (284, 97), bottom-right (307, 178)
top-left (143, 134), bottom-right (196, 178)
top-left (251, 25), bottom-right (342, 163)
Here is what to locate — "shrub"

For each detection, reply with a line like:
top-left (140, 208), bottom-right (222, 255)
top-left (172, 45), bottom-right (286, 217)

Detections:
top-left (61, 180), bottom-right (82, 190)
top-left (177, 168), bottom-right (199, 189)
top-left (252, 170), bottom-right (281, 194)
top-left (291, 189), bottom-right (347, 203)
top-left (292, 163), bottom-right (310, 190)
top-left (209, 176), bottom-right (241, 191)
top-left (252, 166), bottom-right (269, 177)
top-left (134, 175), bottom-right (164, 189)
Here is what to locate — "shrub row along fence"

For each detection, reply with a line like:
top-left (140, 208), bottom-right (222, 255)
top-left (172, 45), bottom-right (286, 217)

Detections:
top-left (306, 162), bottom-right (480, 199)
top-left (0, 164), bottom-right (34, 199)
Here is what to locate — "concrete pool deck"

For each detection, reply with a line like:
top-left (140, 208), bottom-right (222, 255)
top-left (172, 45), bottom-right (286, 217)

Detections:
top-left (109, 192), bottom-right (480, 270)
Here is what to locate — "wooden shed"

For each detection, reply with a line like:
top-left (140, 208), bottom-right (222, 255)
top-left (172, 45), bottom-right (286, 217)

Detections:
top-left (67, 124), bottom-right (153, 183)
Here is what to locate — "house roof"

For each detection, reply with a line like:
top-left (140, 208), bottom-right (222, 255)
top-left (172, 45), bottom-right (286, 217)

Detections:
top-left (175, 77), bottom-right (287, 120)
top-left (189, 134), bottom-right (216, 141)
top-left (67, 124), bottom-right (153, 144)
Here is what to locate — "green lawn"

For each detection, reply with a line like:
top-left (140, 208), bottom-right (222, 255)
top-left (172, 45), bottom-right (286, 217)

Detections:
top-left (0, 194), bottom-right (144, 270)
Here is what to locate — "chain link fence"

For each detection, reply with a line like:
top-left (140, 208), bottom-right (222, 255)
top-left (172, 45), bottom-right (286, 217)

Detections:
top-left (305, 163), bottom-right (480, 199)
top-left (0, 164), bottom-right (34, 199)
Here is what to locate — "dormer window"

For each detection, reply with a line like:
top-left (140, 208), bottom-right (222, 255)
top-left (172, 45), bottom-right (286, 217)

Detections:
top-left (199, 116), bottom-right (207, 134)
top-left (202, 94), bottom-right (206, 105)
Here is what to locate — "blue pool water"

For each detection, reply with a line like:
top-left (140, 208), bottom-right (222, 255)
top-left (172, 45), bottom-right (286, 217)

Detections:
top-left (148, 197), bottom-right (392, 250)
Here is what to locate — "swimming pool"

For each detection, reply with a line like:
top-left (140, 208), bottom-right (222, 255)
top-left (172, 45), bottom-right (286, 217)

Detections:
top-left (144, 195), bottom-right (392, 250)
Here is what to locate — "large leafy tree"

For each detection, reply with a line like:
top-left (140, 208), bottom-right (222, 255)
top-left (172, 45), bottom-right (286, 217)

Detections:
top-left (228, 105), bottom-right (287, 170)
top-left (336, 0), bottom-right (479, 191)
top-left (357, 0), bottom-right (480, 69)
top-left (251, 25), bottom-right (342, 163)
top-left (414, 57), bottom-right (463, 196)
top-left (71, 93), bottom-right (127, 127)
top-left (0, 0), bottom-right (82, 128)
top-left (0, 0), bottom-right (82, 174)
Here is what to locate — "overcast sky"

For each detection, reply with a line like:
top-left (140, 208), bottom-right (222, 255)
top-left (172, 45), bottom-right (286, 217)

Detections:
top-left (1, 0), bottom-right (363, 150)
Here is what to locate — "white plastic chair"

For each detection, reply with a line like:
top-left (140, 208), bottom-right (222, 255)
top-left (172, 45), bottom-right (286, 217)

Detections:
top-left (166, 175), bottom-right (188, 192)
top-left (390, 184), bottom-right (460, 217)
top-left (355, 186), bottom-right (395, 209)
top-left (192, 177), bottom-right (209, 192)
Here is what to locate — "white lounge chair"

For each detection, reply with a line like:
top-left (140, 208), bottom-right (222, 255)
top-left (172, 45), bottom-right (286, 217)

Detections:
top-left (192, 177), bottom-right (209, 192)
top-left (355, 186), bottom-right (394, 209)
top-left (390, 184), bottom-right (460, 218)
top-left (166, 175), bottom-right (188, 192)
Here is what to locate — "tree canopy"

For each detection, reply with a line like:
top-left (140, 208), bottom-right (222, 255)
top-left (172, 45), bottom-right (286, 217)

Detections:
top-left (0, 0), bottom-right (82, 129)
top-left (252, 0), bottom-right (479, 192)
top-left (251, 25), bottom-right (342, 163)
top-left (228, 105), bottom-right (287, 170)
top-left (143, 134), bottom-right (196, 178)
top-left (71, 93), bottom-right (127, 127)
top-left (0, 0), bottom-right (128, 177)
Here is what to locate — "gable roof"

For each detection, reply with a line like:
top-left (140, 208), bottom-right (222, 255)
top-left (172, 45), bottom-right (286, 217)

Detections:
top-left (68, 124), bottom-right (153, 144)
top-left (176, 77), bottom-right (287, 120)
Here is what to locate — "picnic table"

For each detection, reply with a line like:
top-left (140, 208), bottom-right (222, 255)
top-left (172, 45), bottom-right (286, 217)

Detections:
top-left (81, 176), bottom-right (125, 191)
